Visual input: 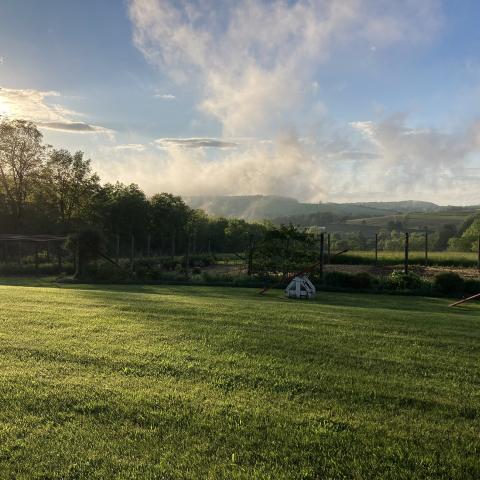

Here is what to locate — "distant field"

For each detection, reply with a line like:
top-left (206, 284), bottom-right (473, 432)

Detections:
top-left (332, 250), bottom-right (480, 267)
top-left (0, 280), bottom-right (479, 478)
top-left (347, 210), bottom-right (479, 230)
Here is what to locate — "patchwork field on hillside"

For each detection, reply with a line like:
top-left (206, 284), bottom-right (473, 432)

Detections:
top-left (0, 280), bottom-right (479, 479)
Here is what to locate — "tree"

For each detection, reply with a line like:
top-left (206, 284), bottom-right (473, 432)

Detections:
top-left (434, 224), bottom-right (457, 251)
top-left (0, 119), bottom-right (45, 230)
top-left (150, 193), bottom-right (190, 256)
top-left (102, 183), bottom-right (150, 241)
top-left (40, 149), bottom-right (100, 232)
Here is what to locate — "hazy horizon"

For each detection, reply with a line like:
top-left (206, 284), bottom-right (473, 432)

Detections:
top-left (1, 0), bottom-right (480, 204)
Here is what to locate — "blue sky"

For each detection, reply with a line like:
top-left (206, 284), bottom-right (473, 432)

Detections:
top-left (1, 0), bottom-right (480, 203)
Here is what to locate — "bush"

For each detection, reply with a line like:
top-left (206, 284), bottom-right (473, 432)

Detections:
top-left (434, 272), bottom-right (464, 295)
top-left (0, 261), bottom-right (74, 276)
top-left (323, 271), bottom-right (373, 289)
top-left (387, 270), bottom-right (424, 290)
top-left (189, 254), bottom-right (213, 268)
top-left (463, 279), bottom-right (480, 295)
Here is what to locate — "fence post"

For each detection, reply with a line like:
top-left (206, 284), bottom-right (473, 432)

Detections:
top-left (477, 234), bottom-right (480, 272)
top-left (404, 232), bottom-right (409, 275)
top-left (18, 241), bottom-right (22, 265)
top-left (327, 233), bottom-right (331, 264)
top-left (74, 236), bottom-right (79, 277)
top-left (115, 234), bottom-right (120, 264)
top-left (319, 232), bottom-right (325, 280)
top-left (35, 243), bottom-right (39, 273)
top-left (375, 233), bottom-right (378, 266)
top-left (171, 232), bottom-right (176, 259)
top-left (185, 234), bottom-right (191, 279)
top-left (57, 243), bottom-right (62, 271)
top-left (247, 235), bottom-right (254, 276)
top-left (130, 235), bottom-right (135, 273)
top-left (425, 229), bottom-right (428, 266)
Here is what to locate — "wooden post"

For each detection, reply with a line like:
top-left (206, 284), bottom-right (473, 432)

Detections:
top-left (57, 243), bottom-right (62, 271)
top-left (185, 235), bottom-right (190, 279)
top-left (130, 235), bottom-right (135, 273)
top-left (477, 234), bottom-right (480, 272)
top-left (18, 241), bottom-right (22, 265)
top-left (74, 236), bottom-right (79, 277)
top-left (147, 234), bottom-right (151, 258)
top-left (171, 232), bottom-right (175, 259)
top-left (35, 243), bottom-right (39, 273)
top-left (319, 232), bottom-right (325, 280)
top-left (404, 232), bottom-right (409, 275)
top-left (425, 230), bottom-right (428, 266)
top-left (115, 234), bottom-right (120, 264)
top-left (46, 241), bottom-right (50, 262)
top-left (327, 233), bottom-right (331, 264)
top-left (247, 235), bottom-right (254, 276)
top-left (375, 233), bottom-right (378, 266)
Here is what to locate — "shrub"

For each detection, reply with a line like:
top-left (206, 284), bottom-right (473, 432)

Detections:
top-left (434, 272), bottom-right (464, 295)
top-left (463, 278), bottom-right (480, 295)
top-left (324, 271), bottom-right (373, 289)
top-left (387, 270), bottom-right (423, 290)
top-left (352, 272), bottom-right (374, 289)
top-left (189, 254), bottom-right (213, 268)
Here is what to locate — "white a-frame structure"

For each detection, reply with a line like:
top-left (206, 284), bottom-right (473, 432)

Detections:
top-left (285, 275), bottom-right (316, 299)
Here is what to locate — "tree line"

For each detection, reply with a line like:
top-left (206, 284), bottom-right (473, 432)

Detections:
top-left (0, 119), bottom-right (266, 256)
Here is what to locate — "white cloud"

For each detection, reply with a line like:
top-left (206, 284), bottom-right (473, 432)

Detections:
top-left (116, 1), bottom-right (480, 204)
top-left (0, 87), bottom-right (113, 135)
top-left (347, 114), bottom-right (480, 202)
top-left (95, 115), bottom-right (480, 204)
top-left (129, 0), bottom-right (442, 136)
top-left (155, 137), bottom-right (238, 149)
top-left (96, 131), bottom-right (327, 201)
top-left (154, 93), bottom-right (176, 100)
top-left (112, 143), bottom-right (147, 152)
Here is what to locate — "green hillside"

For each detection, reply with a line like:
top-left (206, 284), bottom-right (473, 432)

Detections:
top-left (347, 210), bottom-right (479, 230)
top-left (184, 195), bottom-right (443, 221)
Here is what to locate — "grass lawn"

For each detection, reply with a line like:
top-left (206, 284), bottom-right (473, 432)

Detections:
top-left (332, 250), bottom-right (480, 267)
top-left (0, 280), bottom-right (479, 479)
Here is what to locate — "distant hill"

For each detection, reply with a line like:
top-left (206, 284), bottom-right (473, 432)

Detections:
top-left (183, 195), bottom-right (443, 221)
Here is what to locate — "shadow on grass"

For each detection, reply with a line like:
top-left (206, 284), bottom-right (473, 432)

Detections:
top-left (0, 276), bottom-right (479, 318)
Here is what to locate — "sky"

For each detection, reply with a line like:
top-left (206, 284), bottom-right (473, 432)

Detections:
top-left (1, 0), bottom-right (480, 204)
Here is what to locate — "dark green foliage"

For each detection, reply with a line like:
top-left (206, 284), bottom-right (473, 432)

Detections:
top-left (435, 224), bottom-right (457, 250)
top-left (252, 224), bottom-right (318, 275)
top-left (324, 271), bottom-right (374, 289)
top-left (434, 272), bottom-right (464, 295)
top-left (67, 229), bottom-right (104, 279)
top-left (386, 270), bottom-right (424, 290)
top-left (463, 278), bottom-right (480, 294)
top-left (0, 262), bottom-right (74, 276)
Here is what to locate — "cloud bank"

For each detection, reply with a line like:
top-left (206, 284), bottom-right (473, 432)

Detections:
top-left (112, 0), bottom-right (480, 203)
top-left (129, 0), bottom-right (442, 136)
top-left (155, 138), bottom-right (238, 149)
